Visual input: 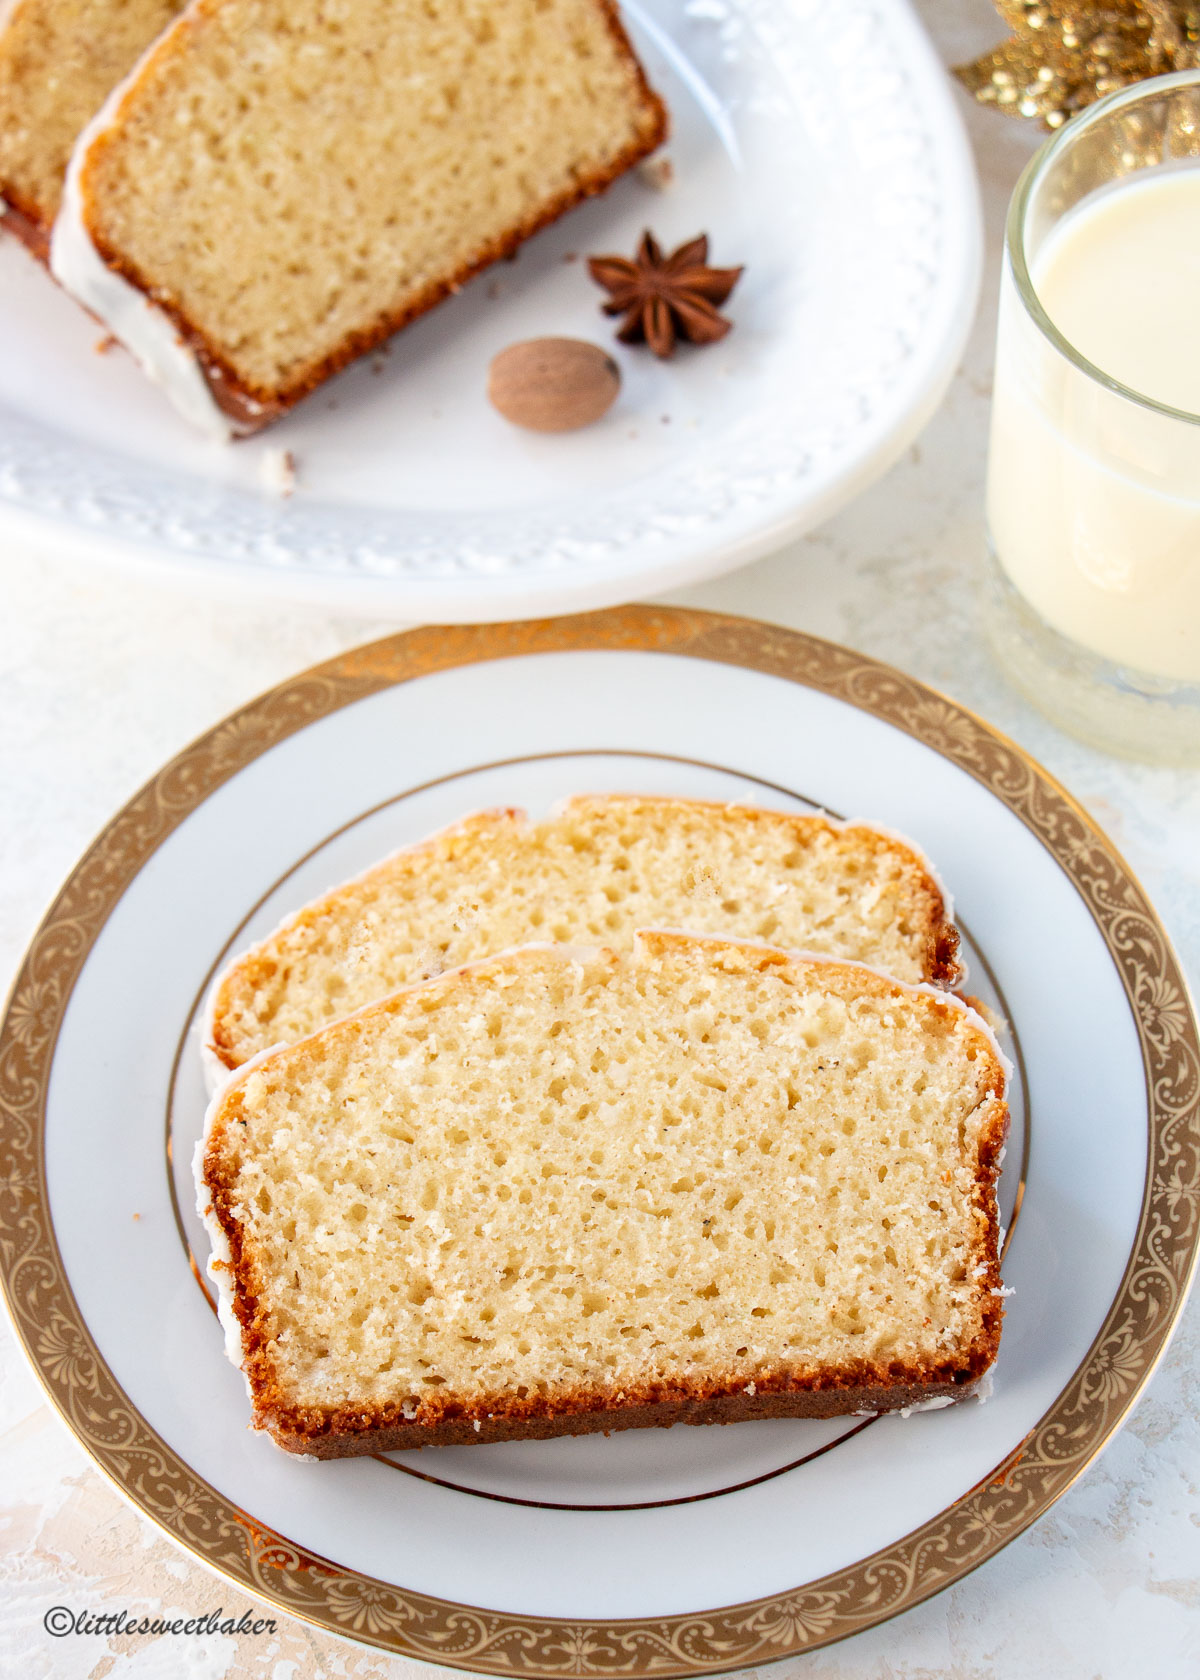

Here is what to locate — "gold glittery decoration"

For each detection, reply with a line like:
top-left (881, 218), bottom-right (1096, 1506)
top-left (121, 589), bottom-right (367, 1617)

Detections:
top-left (955, 2), bottom-right (1200, 128)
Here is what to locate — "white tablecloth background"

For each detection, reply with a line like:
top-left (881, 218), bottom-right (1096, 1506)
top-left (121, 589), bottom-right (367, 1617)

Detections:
top-left (3, 4), bottom-right (1198, 1675)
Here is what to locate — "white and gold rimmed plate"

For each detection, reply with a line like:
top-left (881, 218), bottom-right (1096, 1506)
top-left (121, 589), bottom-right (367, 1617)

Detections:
top-left (0, 0), bottom-right (980, 617)
top-left (2, 606), bottom-right (1196, 1669)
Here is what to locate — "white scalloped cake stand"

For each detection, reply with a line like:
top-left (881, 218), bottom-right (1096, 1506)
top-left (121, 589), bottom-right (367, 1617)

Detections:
top-left (0, 0), bottom-right (980, 617)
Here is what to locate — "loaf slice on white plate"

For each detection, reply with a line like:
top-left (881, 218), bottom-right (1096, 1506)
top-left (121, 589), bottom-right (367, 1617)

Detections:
top-left (197, 931), bottom-right (1007, 1458)
top-left (50, 0), bottom-right (667, 433)
top-left (206, 794), bottom-right (964, 1078)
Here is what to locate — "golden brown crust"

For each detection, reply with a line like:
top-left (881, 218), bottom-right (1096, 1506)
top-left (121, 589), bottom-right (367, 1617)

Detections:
top-left (203, 937), bottom-right (1008, 1459)
top-left (77, 0), bottom-right (668, 431)
top-left (927, 918), bottom-right (963, 985)
top-left (264, 1367), bottom-right (997, 1458)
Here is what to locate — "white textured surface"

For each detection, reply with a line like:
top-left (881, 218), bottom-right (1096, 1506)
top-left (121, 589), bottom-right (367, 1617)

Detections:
top-left (1, 3), bottom-right (1198, 1677)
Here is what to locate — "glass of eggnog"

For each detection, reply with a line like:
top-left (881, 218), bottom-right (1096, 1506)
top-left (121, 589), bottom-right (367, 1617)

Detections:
top-left (986, 70), bottom-right (1200, 764)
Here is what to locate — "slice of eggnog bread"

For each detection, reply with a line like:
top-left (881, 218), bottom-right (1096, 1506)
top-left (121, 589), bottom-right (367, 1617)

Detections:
top-left (0, 0), bottom-right (184, 256)
top-left (207, 795), bottom-right (963, 1076)
top-left (197, 931), bottom-right (1008, 1458)
top-left (50, 0), bottom-right (667, 432)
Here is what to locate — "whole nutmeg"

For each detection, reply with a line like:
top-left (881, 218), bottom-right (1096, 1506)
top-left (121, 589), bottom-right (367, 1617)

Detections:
top-left (488, 337), bottom-right (620, 432)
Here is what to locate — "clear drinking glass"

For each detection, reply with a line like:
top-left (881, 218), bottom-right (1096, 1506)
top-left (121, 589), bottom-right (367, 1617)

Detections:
top-left (985, 71), bottom-right (1200, 765)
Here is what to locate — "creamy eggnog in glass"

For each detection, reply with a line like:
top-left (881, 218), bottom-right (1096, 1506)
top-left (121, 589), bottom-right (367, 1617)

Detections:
top-left (986, 71), bottom-right (1200, 763)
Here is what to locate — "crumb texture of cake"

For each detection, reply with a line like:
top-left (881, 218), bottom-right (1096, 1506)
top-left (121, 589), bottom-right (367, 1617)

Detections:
top-left (198, 933), bottom-right (1007, 1457)
top-left (0, 0), bottom-right (183, 251)
top-left (57, 0), bottom-right (666, 427)
top-left (208, 796), bottom-right (963, 1073)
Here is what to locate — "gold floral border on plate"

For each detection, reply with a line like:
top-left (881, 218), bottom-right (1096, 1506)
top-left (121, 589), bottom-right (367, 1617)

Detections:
top-left (2, 606), bottom-right (1197, 1672)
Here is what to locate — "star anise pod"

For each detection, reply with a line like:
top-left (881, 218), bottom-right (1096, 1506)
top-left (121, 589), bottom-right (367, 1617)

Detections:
top-left (587, 232), bottom-right (744, 358)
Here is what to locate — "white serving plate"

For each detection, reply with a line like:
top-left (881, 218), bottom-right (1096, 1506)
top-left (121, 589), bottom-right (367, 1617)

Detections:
top-left (0, 0), bottom-right (980, 617)
top-left (2, 606), bottom-right (1195, 1670)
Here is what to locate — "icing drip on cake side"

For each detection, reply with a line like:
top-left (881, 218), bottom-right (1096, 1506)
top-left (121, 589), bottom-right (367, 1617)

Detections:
top-left (50, 58), bottom-right (239, 441)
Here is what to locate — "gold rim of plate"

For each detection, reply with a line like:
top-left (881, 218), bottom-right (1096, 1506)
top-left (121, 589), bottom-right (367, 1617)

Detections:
top-left (2, 605), bottom-right (1197, 1670)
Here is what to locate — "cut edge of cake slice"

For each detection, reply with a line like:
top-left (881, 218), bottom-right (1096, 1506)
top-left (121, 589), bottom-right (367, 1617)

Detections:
top-left (49, 0), bottom-right (668, 437)
top-left (0, 0), bottom-right (185, 259)
top-left (202, 795), bottom-right (966, 1085)
top-left (196, 930), bottom-right (1009, 1459)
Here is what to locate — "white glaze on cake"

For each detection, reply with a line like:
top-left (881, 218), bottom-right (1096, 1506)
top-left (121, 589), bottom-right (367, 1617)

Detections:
top-left (897, 1394), bottom-right (957, 1416)
top-left (50, 33), bottom-right (240, 442)
top-left (195, 1046), bottom-right (291, 1387)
